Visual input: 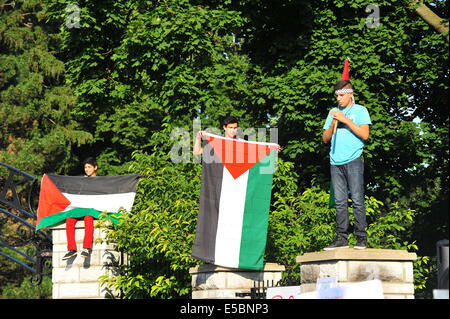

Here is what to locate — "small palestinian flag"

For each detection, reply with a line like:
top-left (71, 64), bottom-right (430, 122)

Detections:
top-left (192, 133), bottom-right (279, 270)
top-left (36, 174), bottom-right (140, 230)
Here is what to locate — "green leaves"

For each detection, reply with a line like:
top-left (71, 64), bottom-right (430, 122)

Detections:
top-left (2, 0), bottom-right (445, 298)
top-left (97, 144), bottom-right (202, 298)
top-left (267, 160), bottom-right (430, 290)
top-left (0, 0), bottom-right (92, 174)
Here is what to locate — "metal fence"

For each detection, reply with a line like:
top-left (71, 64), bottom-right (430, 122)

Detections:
top-left (0, 162), bottom-right (52, 285)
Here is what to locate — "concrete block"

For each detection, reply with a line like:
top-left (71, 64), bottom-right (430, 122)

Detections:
top-left (52, 267), bottom-right (80, 283)
top-left (52, 251), bottom-right (62, 269)
top-left (263, 270), bottom-right (283, 283)
top-left (190, 263), bottom-right (285, 299)
top-left (384, 293), bottom-right (414, 299)
top-left (52, 243), bottom-right (68, 253)
top-left (192, 272), bottom-right (225, 290)
top-left (297, 248), bottom-right (416, 299)
top-left (403, 262), bottom-right (414, 283)
top-left (52, 284), bottom-right (59, 299)
top-left (315, 261), bottom-right (348, 281)
top-left (300, 283), bottom-right (316, 293)
top-left (192, 289), bottom-right (250, 299)
top-left (347, 261), bottom-right (405, 282)
top-left (225, 272), bottom-right (264, 289)
top-left (204, 272), bottom-right (227, 290)
top-left (297, 248), bottom-right (417, 263)
top-left (300, 264), bottom-right (320, 283)
top-left (100, 285), bottom-right (121, 299)
top-left (51, 221), bottom-right (121, 299)
top-left (79, 266), bottom-right (107, 282)
top-left (381, 282), bottom-right (415, 295)
top-left (57, 282), bottom-right (101, 299)
top-left (51, 229), bottom-right (65, 245)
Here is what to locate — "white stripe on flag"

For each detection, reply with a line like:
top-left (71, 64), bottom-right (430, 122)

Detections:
top-left (62, 192), bottom-right (136, 213)
top-left (214, 167), bottom-right (249, 268)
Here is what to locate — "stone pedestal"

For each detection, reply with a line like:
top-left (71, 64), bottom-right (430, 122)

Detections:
top-left (296, 248), bottom-right (417, 299)
top-left (51, 221), bottom-right (123, 299)
top-left (189, 263), bottom-right (285, 299)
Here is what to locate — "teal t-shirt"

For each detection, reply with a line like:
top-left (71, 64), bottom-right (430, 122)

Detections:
top-left (323, 104), bottom-right (372, 165)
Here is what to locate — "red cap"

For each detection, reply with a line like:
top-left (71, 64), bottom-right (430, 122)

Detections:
top-left (341, 58), bottom-right (350, 80)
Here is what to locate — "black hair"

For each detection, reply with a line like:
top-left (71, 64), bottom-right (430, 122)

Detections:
top-left (334, 80), bottom-right (353, 91)
top-left (83, 157), bottom-right (97, 167)
top-left (222, 116), bottom-right (239, 127)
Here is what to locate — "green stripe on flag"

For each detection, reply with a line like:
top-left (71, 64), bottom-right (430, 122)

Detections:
top-left (239, 150), bottom-right (276, 270)
top-left (328, 180), bottom-right (336, 208)
top-left (36, 208), bottom-right (124, 230)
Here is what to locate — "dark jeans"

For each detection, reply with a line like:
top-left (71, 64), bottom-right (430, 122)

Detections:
top-left (330, 157), bottom-right (367, 239)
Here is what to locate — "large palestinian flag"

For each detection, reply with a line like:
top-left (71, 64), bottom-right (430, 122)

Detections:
top-left (36, 174), bottom-right (140, 230)
top-left (192, 133), bottom-right (279, 270)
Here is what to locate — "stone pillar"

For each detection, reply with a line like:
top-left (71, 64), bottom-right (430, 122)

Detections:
top-left (296, 248), bottom-right (417, 299)
top-left (189, 263), bottom-right (285, 299)
top-left (51, 221), bottom-right (122, 299)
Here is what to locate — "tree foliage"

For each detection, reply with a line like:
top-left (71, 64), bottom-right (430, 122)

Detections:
top-left (268, 158), bottom-right (431, 288)
top-left (97, 141), bottom-right (431, 298)
top-left (0, 0), bottom-right (90, 297)
top-left (0, 0), bottom-right (92, 175)
top-left (0, 0), bottom-right (447, 298)
top-left (46, 0), bottom-right (260, 169)
top-left (97, 129), bottom-right (202, 298)
top-left (0, 276), bottom-right (51, 299)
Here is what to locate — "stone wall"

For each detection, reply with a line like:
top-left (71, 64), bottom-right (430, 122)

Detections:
top-left (51, 221), bottom-right (123, 299)
top-left (297, 248), bottom-right (417, 299)
top-left (190, 263), bottom-right (285, 299)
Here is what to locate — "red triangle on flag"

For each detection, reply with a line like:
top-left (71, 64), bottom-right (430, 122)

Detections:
top-left (205, 135), bottom-right (275, 179)
top-left (37, 174), bottom-right (71, 225)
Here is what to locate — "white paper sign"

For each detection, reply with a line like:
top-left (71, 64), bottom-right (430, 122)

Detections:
top-left (266, 286), bottom-right (301, 299)
top-left (316, 276), bottom-right (337, 291)
top-left (433, 289), bottom-right (449, 299)
top-left (297, 280), bottom-right (384, 299)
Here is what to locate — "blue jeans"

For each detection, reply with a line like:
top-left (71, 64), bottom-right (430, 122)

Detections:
top-left (330, 157), bottom-right (367, 239)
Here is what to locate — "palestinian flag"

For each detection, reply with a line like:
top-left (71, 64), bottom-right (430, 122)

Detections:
top-left (36, 174), bottom-right (140, 230)
top-left (192, 133), bottom-right (279, 270)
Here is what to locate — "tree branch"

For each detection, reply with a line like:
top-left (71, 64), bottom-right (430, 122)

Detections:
top-left (408, 1), bottom-right (449, 42)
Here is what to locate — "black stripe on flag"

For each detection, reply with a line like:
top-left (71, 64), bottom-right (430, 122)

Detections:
top-left (47, 174), bottom-right (140, 195)
top-left (191, 146), bottom-right (224, 264)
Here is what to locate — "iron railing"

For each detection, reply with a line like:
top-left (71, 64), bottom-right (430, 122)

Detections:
top-left (0, 162), bottom-right (52, 285)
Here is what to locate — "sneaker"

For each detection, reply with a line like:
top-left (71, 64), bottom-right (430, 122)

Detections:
top-left (354, 237), bottom-right (367, 249)
top-left (324, 237), bottom-right (349, 250)
top-left (81, 248), bottom-right (92, 258)
top-left (62, 250), bottom-right (77, 260)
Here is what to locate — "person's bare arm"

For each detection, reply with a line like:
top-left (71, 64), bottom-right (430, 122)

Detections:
top-left (193, 131), bottom-right (205, 155)
top-left (323, 118), bottom-right (337, 144)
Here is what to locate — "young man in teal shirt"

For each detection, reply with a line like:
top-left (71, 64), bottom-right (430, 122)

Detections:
top-left (322, 80), bottom-right (372, 250)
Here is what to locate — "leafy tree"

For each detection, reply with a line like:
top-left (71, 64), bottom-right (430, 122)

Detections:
top-left (47, 0), bottom-right (448, 228)
top-left (0, 0), bottom-right (92, 175)
top-left (0, 0), bottom-right (90, 297)
top-left (42, 0), bottom-right (447, 298)
top-left (234, 0), bottom-right (449, 257)
top-left (1, 0), bottom-right (443, 298)
top-left (97, 143), bottom-right (432, 298)
top-left (268, 159), bottom-right (431, 293)
top-left (46, 0), bottom-right (261, 170)
top-left (0, 276), bottom-right (51, 299)
top-left (407, 0), bottom-right (449, 42)
top-left (98, 131), bottom-right (202, 298)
